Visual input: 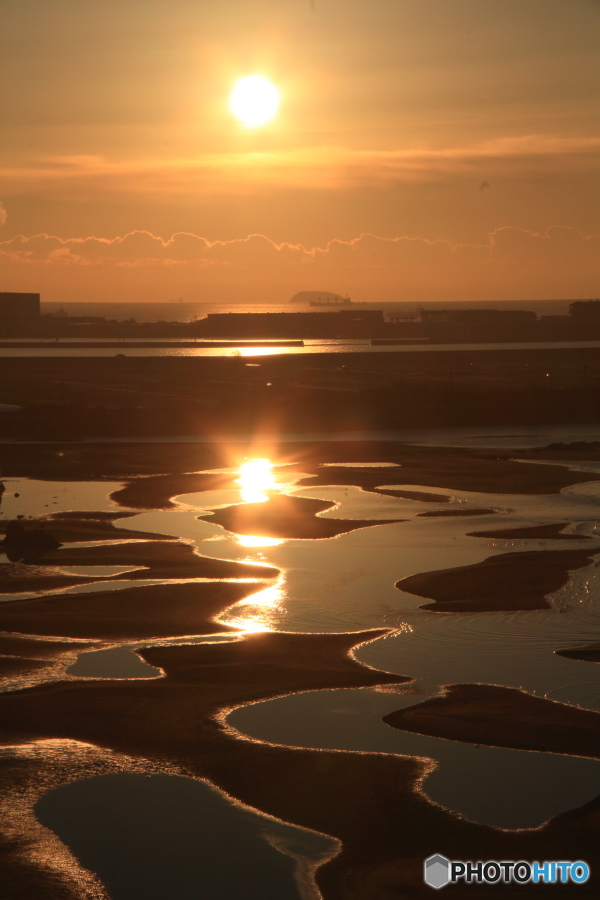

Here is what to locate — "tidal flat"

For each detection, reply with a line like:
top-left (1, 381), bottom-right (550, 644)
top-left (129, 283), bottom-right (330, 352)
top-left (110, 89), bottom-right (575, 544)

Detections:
top-left (2, 438), bottom-right (600, 898)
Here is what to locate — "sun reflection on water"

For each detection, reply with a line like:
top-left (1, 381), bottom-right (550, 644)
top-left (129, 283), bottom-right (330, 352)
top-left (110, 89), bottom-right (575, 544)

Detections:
top-left (237, 535), bottom-right (284, 548)
top-left (236, 458), bottom-right (276, 503)
top-left (218, 584), bottom-right (284, 633)
top-left (236, 346), bottom-right (283, 357)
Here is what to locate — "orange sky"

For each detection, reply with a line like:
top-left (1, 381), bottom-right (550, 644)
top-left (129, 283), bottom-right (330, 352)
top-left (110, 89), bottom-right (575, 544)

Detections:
top-left (1, 0), bottom-right (600, 304)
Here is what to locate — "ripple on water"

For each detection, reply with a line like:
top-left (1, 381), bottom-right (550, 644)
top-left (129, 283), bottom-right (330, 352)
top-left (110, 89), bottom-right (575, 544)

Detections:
top-left (356, 600), bottom-right (600, 711)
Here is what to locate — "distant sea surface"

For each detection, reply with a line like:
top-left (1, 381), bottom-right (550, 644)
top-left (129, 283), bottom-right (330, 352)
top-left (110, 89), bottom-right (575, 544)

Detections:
top-left (41, 299), bottom-right (573, 323)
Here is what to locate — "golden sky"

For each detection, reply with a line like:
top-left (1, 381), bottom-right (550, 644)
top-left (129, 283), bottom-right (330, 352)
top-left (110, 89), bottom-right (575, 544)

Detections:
top-left (1, 0), bottom-right (600, 303)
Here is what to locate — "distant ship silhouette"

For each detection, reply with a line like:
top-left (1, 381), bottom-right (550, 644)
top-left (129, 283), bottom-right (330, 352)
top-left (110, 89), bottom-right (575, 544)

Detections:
top-left (289, 291), bottom-right (352, 306)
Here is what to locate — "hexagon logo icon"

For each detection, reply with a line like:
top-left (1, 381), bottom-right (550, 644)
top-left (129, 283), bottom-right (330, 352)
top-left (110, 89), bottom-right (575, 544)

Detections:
top-left (424, 854), bottom-right (450, 889)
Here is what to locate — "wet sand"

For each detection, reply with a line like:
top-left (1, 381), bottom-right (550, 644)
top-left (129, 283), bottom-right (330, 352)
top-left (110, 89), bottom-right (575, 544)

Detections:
top-left (0, 564), bottom-right (102, 596)
top-left (34, 511), bottom-right (179, 542)
top-left (556, 643), bottom-right (600, 663)
top-left (3, 440), bottom-right (600, 896)
top-left (383, 683), bottom-right (600, 759)
top-left (198, 493), bottom-right (405, 539)
top-left (468, 522), bottom-right (589, 540)
top-left (0, 582), bottom-right (259, 640)
top-left (110, 472), bottom-right (241, 510)
top-left (2, 638), bottom-right (600, 898)
top-left (416, 508), bottom-right (497, 517)
top-left (0, 635), bottom-right (95, 684)
top-left (0, 514), bottom-right (277, 593)
top-left (37, 539), bottom-right (278, 582)
top-left (0, 656), bottom-right (57, 679)
top-left (373, 488), bottom-right (451, 501)
top-left (3, 439), bottom-right (598, 495)
top-left (0, 635), bottom-right (94, 659)
top-left (396, 547), bottom-right (598, 612)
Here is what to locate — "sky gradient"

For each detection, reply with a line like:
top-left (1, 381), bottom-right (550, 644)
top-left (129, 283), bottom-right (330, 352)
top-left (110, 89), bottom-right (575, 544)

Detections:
top-left (1, 0), bottom-right (600, 304)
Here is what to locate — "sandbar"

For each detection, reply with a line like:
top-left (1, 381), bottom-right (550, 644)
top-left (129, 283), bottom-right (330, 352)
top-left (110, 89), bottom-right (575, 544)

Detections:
top-left (417, 507), bottom-right (496, 517)
top-left (36, 539), bottom-right (278, 582)
top-left (110, 472), bottom-right (240, 510)
top-left (373, 488), bottom-right (452, 502)
top-left (37, 510), bottom-right (178, 542)
top-left (383, 683), bottom-right (600, 759)
top-left (3, 639), bottom-right (600, 899)
top-left (0, 635), bottom-right (93, 658)
top-left (4, 440), bottom-right (598, 497)
top-left (198, 493), bottom-right (405, 539)
top-left (556, 643), bottom-right (600, 663)
top-left (468, 522), bottom-right (588, 540)
top-left (0, 581), bottom-right (258, 640)
top-left (396, 548), bottom-right (598, 612)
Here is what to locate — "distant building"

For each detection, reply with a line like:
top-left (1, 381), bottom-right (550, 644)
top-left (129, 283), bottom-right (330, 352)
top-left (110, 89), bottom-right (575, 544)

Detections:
top-left (0, 292), bottom-right (40, 322)
top-left (569, 300), bottom-right (600, 322)
top-left (199, 309), bottom-right (384, 338)
top-left (420, 308), bottom-right (536, 326)
top-left (290, 291), bottom-right (351, 306)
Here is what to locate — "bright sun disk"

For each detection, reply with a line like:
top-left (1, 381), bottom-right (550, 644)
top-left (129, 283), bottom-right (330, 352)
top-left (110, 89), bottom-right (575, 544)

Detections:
top-left (229, 76), bottom-right (280, 127)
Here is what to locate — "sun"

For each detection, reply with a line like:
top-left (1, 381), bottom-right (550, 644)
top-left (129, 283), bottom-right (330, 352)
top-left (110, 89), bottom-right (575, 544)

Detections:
top-left (229, 75), bottom-right (280, 127)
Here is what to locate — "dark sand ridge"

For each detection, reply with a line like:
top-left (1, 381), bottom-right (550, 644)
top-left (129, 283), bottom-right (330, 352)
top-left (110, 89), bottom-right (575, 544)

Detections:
top-left (0, 510), bottom-right (179, 595)
top-left (0, 635), bottom-right (95, 682)
top-left (373, 488), bottom-right (452, 501)
top-left (0, 635), bottom-right (94, 658)
top-left (28, 540), bottom-right (278, 582)
top-left (0, 655), bottom-right (57, 679)
top-left (0, 563), bottom-right (99, 596)
top-left (3, 441), bottom-right (600, 895)
top-left (107, 448), bottom-right (600, 512)
top-left (4, 440), bottom-right (599, 501)
top-left (468, 522), bottom-right (589, 540)
top-left (110, 471), bottom-right (248, 509)
top-left (0, 548), bottom-right (277, 594)
top-left (9, 510), bottom-right (180, 543)
top-left (291, 446), bottom-right (600, 494)
top-left (197, 492), bottom-right (406, 539)
top-left (0, 581), bottom-right (264, 640)
top-left (416, 508), bottom-right (497, 517)
top-left (556, 643), bottom-right (600, 663)
top-left (396, 547), bottom-right (599, 612)
top-left (383, 683), bottom-right (600, 759)
top-left (2, 636), bottom-right (600, 898)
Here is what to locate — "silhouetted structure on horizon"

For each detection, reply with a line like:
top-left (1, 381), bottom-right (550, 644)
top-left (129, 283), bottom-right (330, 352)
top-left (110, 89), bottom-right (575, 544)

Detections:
top-left (569, 300), bottom-right (600, 322)
top-left (0, 292), bottom-right (40, 323)
top-left (198, 309), bottom-right (385, 338)
top-left (420, 308), bottom-right (536, 326)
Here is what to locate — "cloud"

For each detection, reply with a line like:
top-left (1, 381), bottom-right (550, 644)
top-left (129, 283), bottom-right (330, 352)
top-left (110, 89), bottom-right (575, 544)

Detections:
top-left (1, 226), bottom-right (599, 304)
top-left (0, 202), bottom-right (6, 227)
top-left (0, 230), bottom-right (491, 270)
top-left (2, 226), bottom-right (599, 272)
top-left (2, 134), bottom-right (600, 198)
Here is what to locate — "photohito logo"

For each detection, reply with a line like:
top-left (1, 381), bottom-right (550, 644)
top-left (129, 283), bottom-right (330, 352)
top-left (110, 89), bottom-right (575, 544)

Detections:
top-left (424, 855), bottom-right (590, 889)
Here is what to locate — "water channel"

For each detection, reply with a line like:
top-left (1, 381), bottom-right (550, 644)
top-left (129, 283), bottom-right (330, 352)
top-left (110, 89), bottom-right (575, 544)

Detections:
top-left (2, 438), bottom-right (600, 895)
